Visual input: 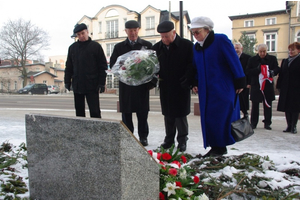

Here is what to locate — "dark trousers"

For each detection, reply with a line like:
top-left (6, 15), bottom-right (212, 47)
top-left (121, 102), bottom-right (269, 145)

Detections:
top-left (285, 112), bottom-right (299, 128)
top-left (122, 112), bottom-right (149, 140)
top-left (250, 101), bottom-right (272, 127)
top-left (164, 116), bottom-right (188, 145)
top-left (74, 92), bottom-right (101, 118)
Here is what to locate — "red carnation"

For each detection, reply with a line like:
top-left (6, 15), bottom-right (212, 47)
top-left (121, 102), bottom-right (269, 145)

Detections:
top-left (159, 192), bottom-right (165, 200)
top-left (181, 155), bottom-right (187, 163)
top-left (168, 168), bottom-right (178, 176)
top-left (194, 176), bottom-right (200, 184)
top-left (157, 152), bottom-right (162, 160)
top-left (176, 181), bottom-right (182, 187)
top-left (162, 153), bottom-right (172, 161)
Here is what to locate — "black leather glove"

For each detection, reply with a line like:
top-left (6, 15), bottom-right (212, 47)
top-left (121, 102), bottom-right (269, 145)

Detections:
top-left (147, 77), bottom-right (158, 90)
top-left (269, 70), bottom-right (274, 78)
top-left (257, 64), bottom-right (261, 72)
top-left (99, 85), bottom-right (105, 93)
top-left (65, 83), bottom-right (71, 91)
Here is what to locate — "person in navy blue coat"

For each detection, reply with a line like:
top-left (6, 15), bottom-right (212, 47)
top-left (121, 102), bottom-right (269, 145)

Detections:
top-left (191, 16), bottom-right (246, 157)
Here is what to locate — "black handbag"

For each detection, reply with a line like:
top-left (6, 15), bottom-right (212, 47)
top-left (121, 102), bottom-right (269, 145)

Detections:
top-left (231, 94), bottom-right (254, 142)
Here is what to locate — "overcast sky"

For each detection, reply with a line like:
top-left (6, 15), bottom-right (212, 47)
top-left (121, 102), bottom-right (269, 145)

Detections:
top-left (1, 0), bottom-right (286, 61)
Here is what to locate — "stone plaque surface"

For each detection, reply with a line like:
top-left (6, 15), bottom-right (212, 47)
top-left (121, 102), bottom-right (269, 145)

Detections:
top-left (26, 113), bottom-right (159, 200)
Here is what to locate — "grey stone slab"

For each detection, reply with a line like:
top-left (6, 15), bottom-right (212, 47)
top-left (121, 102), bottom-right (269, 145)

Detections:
top-left (25, 113), bottom-right (159, 200)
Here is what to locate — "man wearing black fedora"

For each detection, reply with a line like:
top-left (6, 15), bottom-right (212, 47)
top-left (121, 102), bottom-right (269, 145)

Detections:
top-left (110, 20), bottom-right (156, 146)
top-left (65, 23), bottom-right (107, 118)
top-left (152, 21), bottom-right (194, 152)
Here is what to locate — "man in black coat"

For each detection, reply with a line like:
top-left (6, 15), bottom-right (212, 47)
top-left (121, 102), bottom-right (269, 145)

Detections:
top-left (110, 20), bottom-right (155, 146)
top-left (65, 23), bottom-right (107, 118)
top-left (234, 42), bottom-right (251, 117)
top-left (152, 21), bottom-right (194, 152)
top-left (246, 44), bottom-right (280, 130)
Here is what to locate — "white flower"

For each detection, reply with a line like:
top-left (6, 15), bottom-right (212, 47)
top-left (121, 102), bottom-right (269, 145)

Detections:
top-left (163, 182), bottom-right (180, 197)
top-left (183, 188), bottom-right (194, 196)
top-left (179, 168), bottom-right (187, 179)
top-left (194, 193), bottom-right (209, 200)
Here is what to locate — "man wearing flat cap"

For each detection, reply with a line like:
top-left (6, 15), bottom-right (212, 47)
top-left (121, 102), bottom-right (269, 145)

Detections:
top-left (65, 23), bottom-right (108, 118)
top-left (110, 20), bottom-right (155, 146)
top-left (152, 20), bottom-right (194, 152)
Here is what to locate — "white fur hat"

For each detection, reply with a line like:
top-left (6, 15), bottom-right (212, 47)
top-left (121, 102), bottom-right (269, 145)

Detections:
top-left (190, 16), bottom-right (214, 29)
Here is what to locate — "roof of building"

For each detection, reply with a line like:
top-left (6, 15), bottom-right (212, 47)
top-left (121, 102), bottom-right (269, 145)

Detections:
top-left (19, 71), bottom-right (57, 78)
top-left (228, 9), bottom-right (287, 20)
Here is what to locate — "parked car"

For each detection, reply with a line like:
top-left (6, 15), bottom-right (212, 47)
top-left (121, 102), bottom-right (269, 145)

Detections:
top-left (18, 83), bottom-right (48, 95)
top-left (47, 85), bottom-right (60, 94)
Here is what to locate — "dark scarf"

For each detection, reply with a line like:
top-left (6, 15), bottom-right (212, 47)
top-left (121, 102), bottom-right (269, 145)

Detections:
top-left (195, 31), bottom-right (215, 51)
top-left (288, 53), bottom-right (300, 66)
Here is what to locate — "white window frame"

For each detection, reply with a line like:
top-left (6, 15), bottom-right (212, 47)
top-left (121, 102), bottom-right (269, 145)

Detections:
top-left (265, 17), bottom-right (276, 25)
top-left (296, 31), bottom-right (300, 42)
top-left (244, 20), bottom-right (254, 27)
top-left (106, 20), bottom-right (119, 38)
top-left (146, 16), bottom-right (155, 36)
top-left (264, 32), bottom-right (277, 52)
top-left (106, 43), bottom-right (116, 57)
top-left (98, 22), bottom-right (102, 33)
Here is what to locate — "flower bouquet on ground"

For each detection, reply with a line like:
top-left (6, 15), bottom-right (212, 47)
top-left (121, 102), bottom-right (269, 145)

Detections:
top-left (148, 145), bottom-right (209, 200)
top-left (111, 49), bottom-right (159, 86)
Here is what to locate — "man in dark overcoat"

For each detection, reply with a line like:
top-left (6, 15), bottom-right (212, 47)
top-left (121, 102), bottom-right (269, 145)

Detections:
top-left (246, 44), bottom-right (280, 130)
top-left (152, 21), bottom-right (194, 152)
top-left (234, 42), bottom-right (251, 117)
top-left (65, 23), bottom-right (107, 118)
top-left (110, 20), bottom-right (155, 146)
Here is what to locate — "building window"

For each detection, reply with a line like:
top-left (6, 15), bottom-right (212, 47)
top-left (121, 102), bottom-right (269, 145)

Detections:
top-left (244, 20), bottom-right (254, 27)
top-left (266, 17), bottom-right (276, 25)
top-left (265, 32), bottom-right (276, 52)
top-left (296, 32), bottom-right (300, 42)
top-left (114, 77), bottom-right (119, 88)
top-left (123, 18), bottom-right (127, 29)
top-left (106, 20), bottom-right (119, 38)
top-left (106, 43), bottom-right (116, 57)
top-left (99, 22), bottom-right (102, 33)
top-left (14, 81), bottom-right (17, 90)
top-left (246, 33), bottom-right (256, 41)
top-left (146, 16), bottom-right (155, 36)
top-left (106, 74), bottom-right (112, 88)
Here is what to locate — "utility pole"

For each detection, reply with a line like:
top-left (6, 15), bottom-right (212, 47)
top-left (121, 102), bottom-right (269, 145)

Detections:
top-left (169, 1), bottom-right (171, 20)
top-left (179, 1), bottom-right (183, 37)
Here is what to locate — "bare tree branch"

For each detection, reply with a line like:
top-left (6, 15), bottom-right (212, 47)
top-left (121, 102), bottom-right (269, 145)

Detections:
top-left (0, 18), bottom-right (50, 85)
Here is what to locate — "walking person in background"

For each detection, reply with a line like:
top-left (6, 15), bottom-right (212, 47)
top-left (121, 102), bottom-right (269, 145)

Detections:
top-left (64, 23), bottom-right (107, 118)
top-left (234, 42), bottom-right (251, 118)
top-left (246, 44), bottom-right (280, 130)
top-left (152, 21), bottom-right (194, 152)
top-left (191, 16), bottom-right (246, 157)
top-left (276, 42), bottom-right (300, 134)
top-left (110, 20), bottom-right (155, 146)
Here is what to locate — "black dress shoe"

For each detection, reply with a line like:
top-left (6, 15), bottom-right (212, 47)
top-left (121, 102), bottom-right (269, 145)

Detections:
top-left (291, 127), bottom-right (297, 134)
top-left (160, 142), bottom-right (173, 149)
top-left (264, 125), bottom-right (272, 130)
top-left (251, 124), bottom-right (257, 129)
top-left (140, 139), bottom-right (148, 146)
top-left (202, 147), bottom-right (227, 158)
top-left (177, 143), bottom-right (186, 152)
top-left (283, 127), bottom-right (291, 132)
